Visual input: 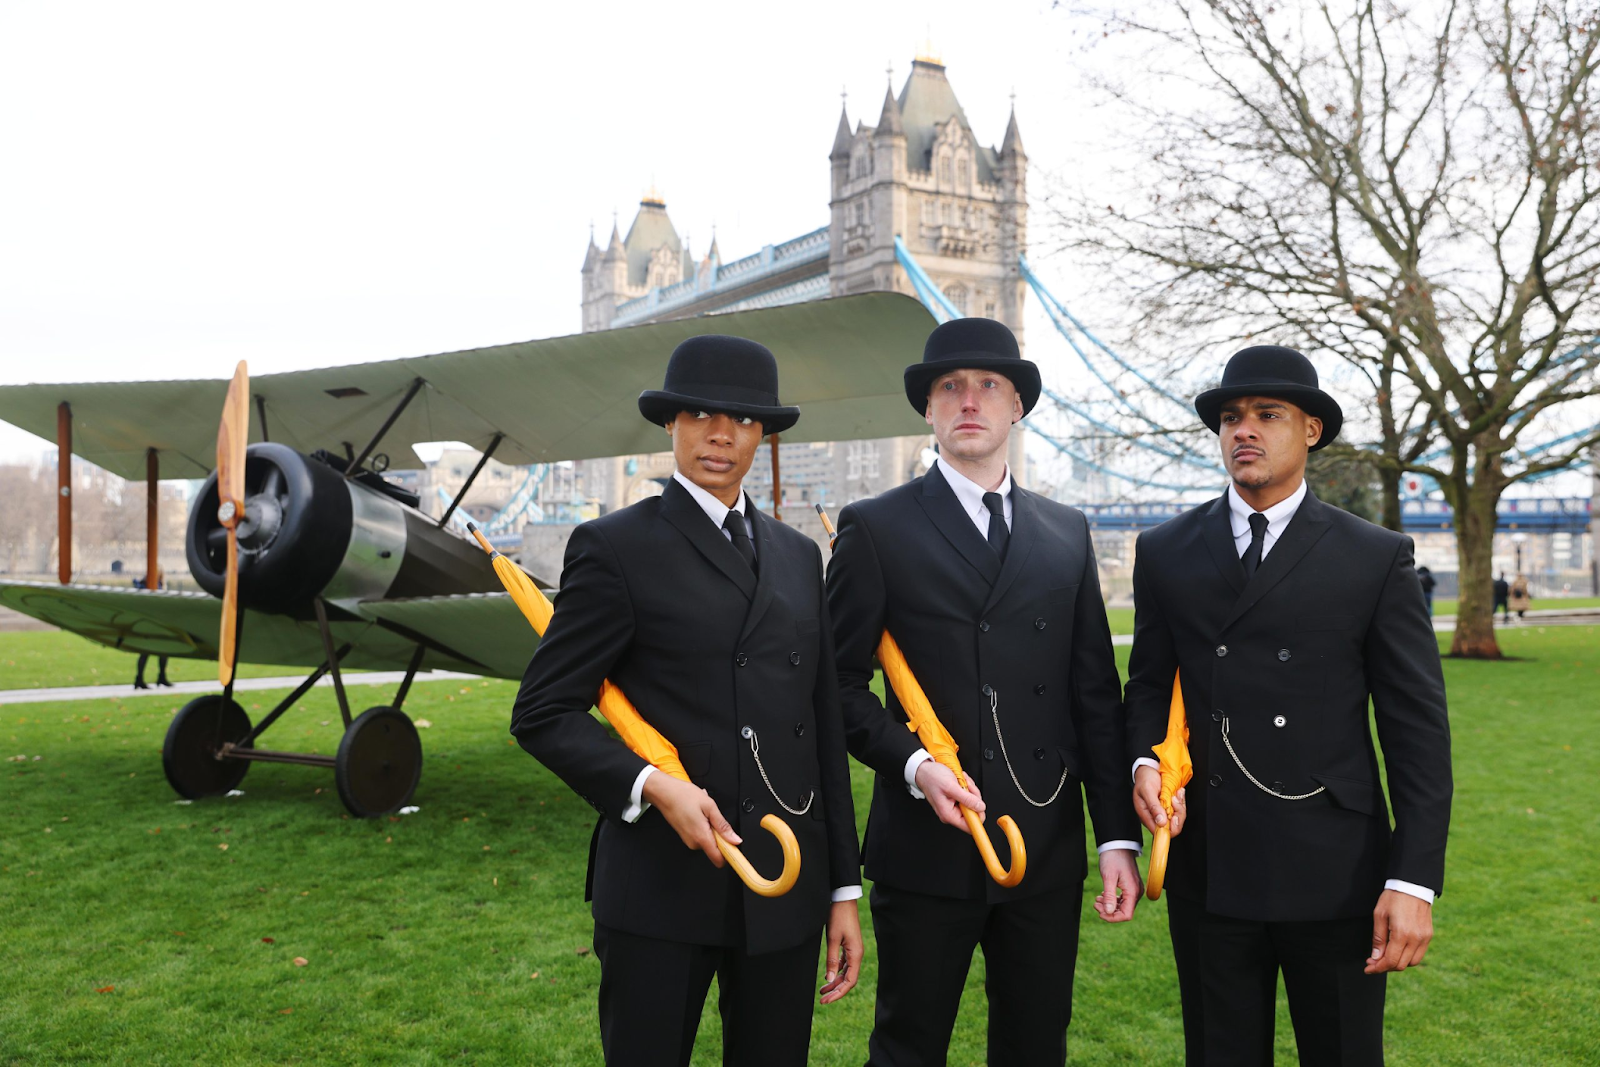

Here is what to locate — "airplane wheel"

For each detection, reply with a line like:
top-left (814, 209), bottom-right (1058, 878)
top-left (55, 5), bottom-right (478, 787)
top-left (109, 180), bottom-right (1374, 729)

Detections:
top-left (162, 695), bottom-right (251, 799)
top-left (335, 707), bottom-right (422, 818)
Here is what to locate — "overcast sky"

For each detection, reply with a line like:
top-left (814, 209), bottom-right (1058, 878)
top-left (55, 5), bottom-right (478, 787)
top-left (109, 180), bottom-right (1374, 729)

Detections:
top-left (0, 0), bottom-right (1139, 462)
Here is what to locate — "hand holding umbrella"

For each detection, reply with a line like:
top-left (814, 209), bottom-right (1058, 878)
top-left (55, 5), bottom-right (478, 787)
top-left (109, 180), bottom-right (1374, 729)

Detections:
top-left (1142, 671), bottom-right (1192, 900)
top-left (818, 505), bottom-right (1025, 888)
top-left (469, 523), bottom-right (800, 898)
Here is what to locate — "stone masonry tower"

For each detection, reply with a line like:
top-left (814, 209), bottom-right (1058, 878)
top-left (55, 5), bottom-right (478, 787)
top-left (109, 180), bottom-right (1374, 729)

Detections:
top-left (828, 55), bottom-right (1028, 474)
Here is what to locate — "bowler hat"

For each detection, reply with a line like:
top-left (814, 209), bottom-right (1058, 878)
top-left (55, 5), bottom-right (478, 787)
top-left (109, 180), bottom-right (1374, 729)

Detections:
top-left (903, 318), bottom-right (1041, 416)
top-left (638, 334), bottom-right (800, 434)
top-left (1194, 345), bottom-right (1343, 451)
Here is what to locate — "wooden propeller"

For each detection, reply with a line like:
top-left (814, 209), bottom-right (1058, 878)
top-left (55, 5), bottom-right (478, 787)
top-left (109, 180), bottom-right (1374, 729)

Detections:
top-left (215, 362), bottom-right (250, 686)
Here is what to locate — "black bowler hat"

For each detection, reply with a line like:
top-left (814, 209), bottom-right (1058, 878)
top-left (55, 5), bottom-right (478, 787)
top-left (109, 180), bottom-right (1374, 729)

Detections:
top-left (903, 318), bottom-right (1041, 416)
top-left (1194, 345), bottom-right (1343, 451)
top-left (638, 334), bottom-right (800, 434)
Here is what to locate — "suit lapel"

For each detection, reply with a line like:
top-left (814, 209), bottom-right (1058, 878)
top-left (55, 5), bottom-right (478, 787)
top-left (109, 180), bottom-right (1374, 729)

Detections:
top-left (1220, 489), bottom-right (1334, 633)
top-left (982, 482), bottom-right (1038, 615)
top-left (1202, 494), bottom-right (1246, 596)
top-left (738, 496), bottom-right (779, 644)
top-left (658, 479), bottom-right (756, 601)
top-left (914, 464), bottom-right (1002, 587)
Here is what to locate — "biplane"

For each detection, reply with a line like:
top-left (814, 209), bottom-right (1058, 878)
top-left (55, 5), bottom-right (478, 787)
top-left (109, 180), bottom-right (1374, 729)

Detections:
top-left (0, 293), bottom-right (934, 817)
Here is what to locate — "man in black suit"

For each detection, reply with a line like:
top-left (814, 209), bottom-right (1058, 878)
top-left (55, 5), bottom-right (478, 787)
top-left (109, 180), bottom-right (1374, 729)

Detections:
top-left (511, 335), bottom-right (863, 1067)
top-left (1125, 346), bottom-right (1453, 1066)
top-left (827, 318), bottom-right (1144, 1066)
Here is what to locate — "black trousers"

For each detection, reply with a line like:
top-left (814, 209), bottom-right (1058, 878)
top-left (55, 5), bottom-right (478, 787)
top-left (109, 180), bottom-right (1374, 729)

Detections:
top-left (866, 881), bottom-right (1083, 1067)
top-left (1167, 894), bottom-right (1387, 1067)
top-left (592, 922), bottom-right (820, 1067)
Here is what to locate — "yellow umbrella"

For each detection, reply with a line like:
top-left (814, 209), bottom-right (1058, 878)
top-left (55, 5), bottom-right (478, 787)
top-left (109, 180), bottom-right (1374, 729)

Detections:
top-left (468, 523), bottom-right (799, 898)
top-left (817, 506), bottom-right (1024, 887)
top-left (1144, 671), bottom-right (1192, 901)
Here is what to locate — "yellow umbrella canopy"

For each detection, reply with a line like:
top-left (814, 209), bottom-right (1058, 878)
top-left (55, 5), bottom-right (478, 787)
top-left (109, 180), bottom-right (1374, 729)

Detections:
top-left (468, 525), bottom-right (796, 897)
top-left (818, 506), bottom-right (1025, 888)
top-left (1145, 671), bottom-right (1192, 901)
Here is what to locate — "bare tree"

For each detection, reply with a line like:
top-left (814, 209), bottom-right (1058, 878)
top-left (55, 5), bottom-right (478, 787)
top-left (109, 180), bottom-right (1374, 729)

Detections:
top-left (1054, 0), bottom-right (1600, 658)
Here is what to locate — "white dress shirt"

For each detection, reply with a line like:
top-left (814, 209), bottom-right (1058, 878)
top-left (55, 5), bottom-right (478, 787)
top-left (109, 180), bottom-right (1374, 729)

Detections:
top-left (1133, 478), bottom-right (1434, 904)
top-left (626, 472), bottom-right (861, 902)
top-left (906, 460), bottom-right (1141, 857)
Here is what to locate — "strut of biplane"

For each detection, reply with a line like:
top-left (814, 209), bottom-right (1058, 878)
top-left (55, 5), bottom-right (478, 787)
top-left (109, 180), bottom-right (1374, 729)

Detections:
top-left (0, 293), bottom-right (937, 817)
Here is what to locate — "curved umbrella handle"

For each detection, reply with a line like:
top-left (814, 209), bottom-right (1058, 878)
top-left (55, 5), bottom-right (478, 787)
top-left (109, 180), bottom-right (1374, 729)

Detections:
top-left (715, 813), bottom-right (801, 898)
top-left (961, 807), bottom-right (1026, 888)
top-left (1145, 824), bottom-right (1171, 900)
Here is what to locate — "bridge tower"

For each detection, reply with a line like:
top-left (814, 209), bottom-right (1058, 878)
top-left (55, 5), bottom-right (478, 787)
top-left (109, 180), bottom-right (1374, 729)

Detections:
top-left (828, 54), bottom-right (1029, 476)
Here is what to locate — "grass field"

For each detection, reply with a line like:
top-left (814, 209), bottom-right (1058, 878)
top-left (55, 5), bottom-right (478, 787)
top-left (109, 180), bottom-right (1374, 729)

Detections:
top-left (0, 631), bottom-right (365, 690)
top-left (2, 628), bottom-right (1598, 1065)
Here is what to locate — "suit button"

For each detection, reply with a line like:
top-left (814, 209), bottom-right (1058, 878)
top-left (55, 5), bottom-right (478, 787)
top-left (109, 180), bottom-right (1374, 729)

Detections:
top-left (983, 748), bottom-right (995, 761)
top-left (1273, 715), bottom-right (1286, 728)
top-left (1209, 774), bottom-right (1223, 787)
top-left (797, 792), bottom-right (809, 808)
top-left (735, 653), bottom-right (749, 667)
top-left (1270, 781), bottom-right (1284, 792)
top-left (1278, 649), bottom-right (1291, 662)
top-left (741, 798), bottom-right (755, 813)
top-left (794, 722), bottom-right (806, 737)
top-left (1034, 618), bottom-right (1047, 630)
top-left (982, 684), bottom-right (994, 697)
top-left (1033, 747), bottom-right (1045, 760)
top-left (979, 620), bottom-right (991, 632)
top-left (1216, 645), bottom-right (1229, 657)
top-left (1034, 684), bottom-right (1046, 695)
top-left (789, 651), bottom-right (800, 665)
top-left (1211, 710), bottom-right (1223, 722)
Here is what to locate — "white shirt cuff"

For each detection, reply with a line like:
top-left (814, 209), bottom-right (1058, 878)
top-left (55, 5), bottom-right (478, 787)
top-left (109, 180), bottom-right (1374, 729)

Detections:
top-left (904, 748), bottom-right (933, 799)
top-left (1131, 757), bottom-right (1160, 782)
top-left (1384, 878), bottom-right (1436, 904)
top-left (831, 885), bottom-right (864, 902)
top-left (621, 765), bottom-right (656, 824)
top-left (1098, 839), bottom-right (1142, 856)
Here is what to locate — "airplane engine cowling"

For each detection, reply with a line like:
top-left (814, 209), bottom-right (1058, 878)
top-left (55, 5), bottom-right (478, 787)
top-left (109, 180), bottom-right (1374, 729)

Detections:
top-left (187, 443), bottom-right (500, 615)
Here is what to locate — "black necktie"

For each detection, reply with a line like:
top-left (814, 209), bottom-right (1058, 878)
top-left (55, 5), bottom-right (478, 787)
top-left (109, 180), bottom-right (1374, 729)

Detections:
top-left (983, 492), bottom-right (1009, 562)
top-left (724, 510), bottom-right (757, 575)
top-left (1242, 511), bottom-right (1268, 577)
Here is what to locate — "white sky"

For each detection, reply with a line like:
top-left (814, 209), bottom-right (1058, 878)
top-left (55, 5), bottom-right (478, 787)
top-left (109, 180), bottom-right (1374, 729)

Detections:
top-left (0, 1), bottom-right (1124, 459)
top-left (0, 1), bottom-right (1589, 498)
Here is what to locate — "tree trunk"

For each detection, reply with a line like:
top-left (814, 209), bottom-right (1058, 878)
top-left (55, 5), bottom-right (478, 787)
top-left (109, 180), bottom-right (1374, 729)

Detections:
top-left (1449, 483), bottom-right (1502, 659)
top-left (1379, 466), bottom-right (1403, 532)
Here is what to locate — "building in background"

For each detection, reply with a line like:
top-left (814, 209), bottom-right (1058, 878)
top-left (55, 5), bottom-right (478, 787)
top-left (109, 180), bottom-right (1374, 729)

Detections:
top-left (577, 54), bottom-right (1028, 544)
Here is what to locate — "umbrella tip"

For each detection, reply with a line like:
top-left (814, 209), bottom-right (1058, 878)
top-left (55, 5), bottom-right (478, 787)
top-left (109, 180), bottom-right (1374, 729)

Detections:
top-left (465, 521), bottom-right (478, 533)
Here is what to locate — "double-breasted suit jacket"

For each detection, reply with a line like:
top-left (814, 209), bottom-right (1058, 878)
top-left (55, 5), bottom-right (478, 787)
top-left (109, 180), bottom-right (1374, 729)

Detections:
top-left (1124, 489), bottom-right (1452, 921)
top-left (511, 479), bottom-right (860, 955)
top-left (827, 464), bottom-right (1139, 901)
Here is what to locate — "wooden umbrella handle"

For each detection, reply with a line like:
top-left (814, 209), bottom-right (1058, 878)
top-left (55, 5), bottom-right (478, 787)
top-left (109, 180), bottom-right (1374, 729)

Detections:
top-left (961, 807), bottom-right (1026, 888)
top-left (715, 814), bottom-right (801, 898)
top-left (1146, 824), bottom-right (1171, 900)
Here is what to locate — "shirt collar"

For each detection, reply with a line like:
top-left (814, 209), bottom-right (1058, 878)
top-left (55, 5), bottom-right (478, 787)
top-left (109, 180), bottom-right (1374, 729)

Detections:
top-left (673, 469), bottom-right (746, 530)
top-left (935, 456), bottom-right (1011, 520)
top-left (1226, 478), bottom-right (1307, 538)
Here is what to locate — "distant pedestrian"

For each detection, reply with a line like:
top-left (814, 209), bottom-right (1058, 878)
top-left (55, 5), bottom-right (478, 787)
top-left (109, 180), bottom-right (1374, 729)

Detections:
top-left (1417, 566), bottom-right (1436, 615)
top-left (132, 572), bottom-right (172, 688)
top-left (1510, 574), bottom-right (1531, 619)
top-left (1493, 573), bottom-right (1510, 623)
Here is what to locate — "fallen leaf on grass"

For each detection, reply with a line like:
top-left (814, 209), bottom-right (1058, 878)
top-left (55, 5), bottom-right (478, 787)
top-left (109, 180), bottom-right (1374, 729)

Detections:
top-left (293, 957), bottom-right (308, 967)
top-left (261, 937), bottom-right (275, 944)
top-left (530, 971), bottom-right (540, 979)
top-left (225, 789), bottom-right (245, 797)
top-left (415, 719), bottom-right (432, 729)
top-left (279, 1008), bottom-right (293, 1014)
top-left (576, 947), bottom-right (590, 957)
top-left (95, 986), bottom-right (114, 993)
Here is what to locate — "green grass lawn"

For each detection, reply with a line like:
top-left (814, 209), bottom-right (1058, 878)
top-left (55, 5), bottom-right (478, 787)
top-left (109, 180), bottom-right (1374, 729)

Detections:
top-left (0, 631), bottom-right (365, 690)
top-left (2, 627), bottom-right (1597, 1064)
top-left (1430, 595), bottom-right (1600, 616)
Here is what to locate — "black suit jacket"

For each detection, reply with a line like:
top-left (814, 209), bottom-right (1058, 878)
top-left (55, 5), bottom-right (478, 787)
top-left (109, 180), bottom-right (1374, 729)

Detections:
top-left (1125, 489), bottom-right (1452, 922)
top-left (827, 464), bottom-right (1139, 902)
top-left (510, 480), bottom-right (860, 955)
